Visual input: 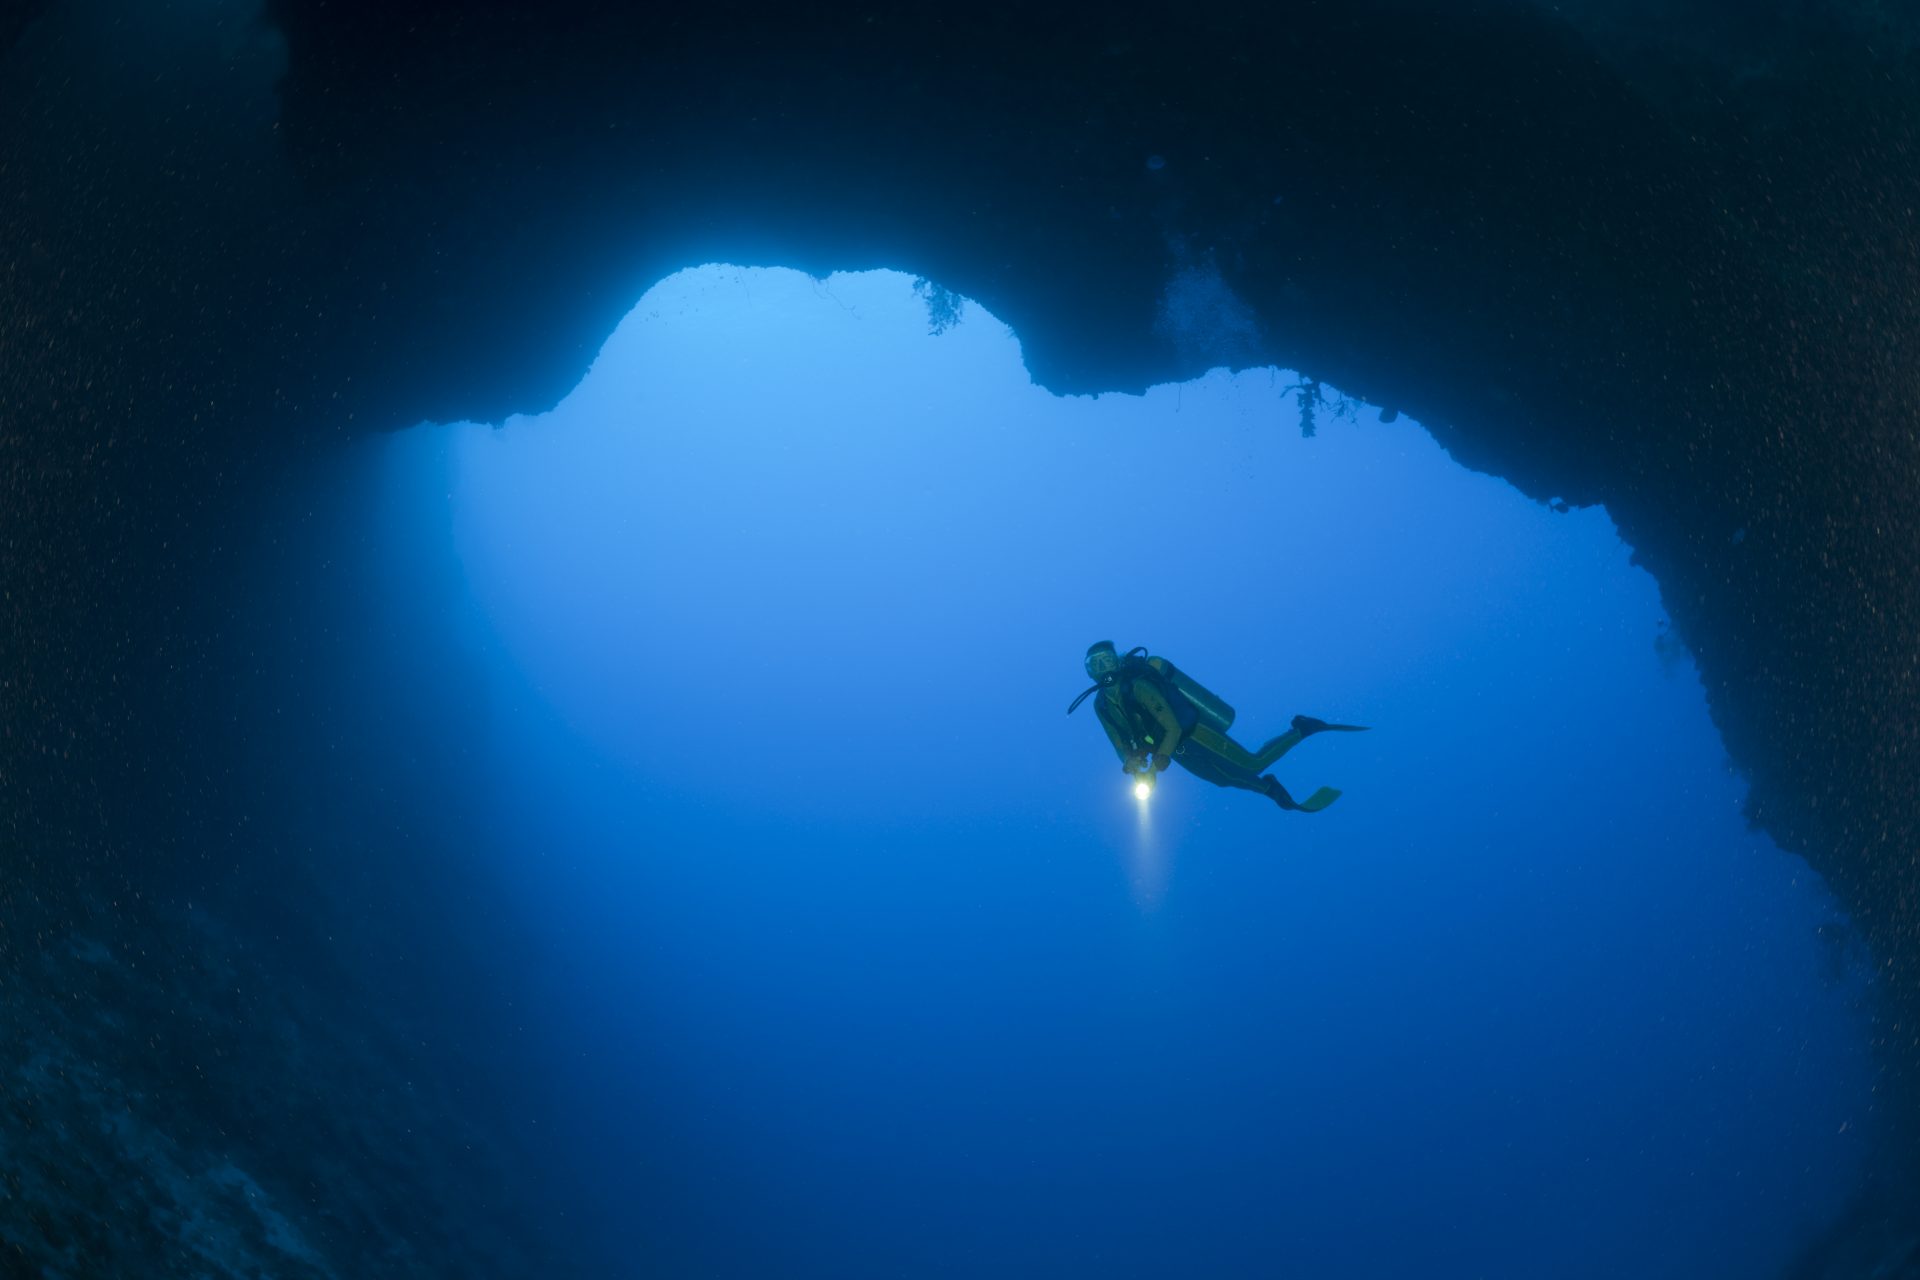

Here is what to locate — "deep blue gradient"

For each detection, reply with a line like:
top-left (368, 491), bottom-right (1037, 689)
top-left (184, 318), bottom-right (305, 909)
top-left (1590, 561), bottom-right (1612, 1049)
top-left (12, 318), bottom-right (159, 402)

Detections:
top-left (305, 268), bottom-right (1871, 1277)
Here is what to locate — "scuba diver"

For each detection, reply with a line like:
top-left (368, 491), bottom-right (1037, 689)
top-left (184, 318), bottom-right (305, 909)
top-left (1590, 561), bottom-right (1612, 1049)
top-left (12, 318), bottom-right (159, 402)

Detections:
top-left (1069, 641), bottom-right (1368, 812)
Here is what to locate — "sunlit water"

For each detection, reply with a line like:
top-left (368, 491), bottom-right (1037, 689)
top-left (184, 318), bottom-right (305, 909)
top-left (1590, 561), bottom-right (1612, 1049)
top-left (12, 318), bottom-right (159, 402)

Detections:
top-left (311, 266), bottom-right (1874, 1278)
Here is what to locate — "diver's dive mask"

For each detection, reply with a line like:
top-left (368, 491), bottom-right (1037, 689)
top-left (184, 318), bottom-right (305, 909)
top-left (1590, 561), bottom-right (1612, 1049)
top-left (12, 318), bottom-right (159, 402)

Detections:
top-left (1084, 640), bottom-right (1121, 682)
top-left (1068, 640), bottom-right (1123, 714)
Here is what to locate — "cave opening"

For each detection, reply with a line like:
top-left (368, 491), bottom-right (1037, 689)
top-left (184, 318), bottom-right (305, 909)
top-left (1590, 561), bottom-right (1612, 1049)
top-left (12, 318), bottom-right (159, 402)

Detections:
top-left (238, 264), bottom-right (1877, 1278)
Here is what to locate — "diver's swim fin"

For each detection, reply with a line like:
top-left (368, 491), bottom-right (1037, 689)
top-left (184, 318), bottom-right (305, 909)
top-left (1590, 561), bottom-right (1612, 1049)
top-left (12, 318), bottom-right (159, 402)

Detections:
top-left (1266, 776), bottom-right (1342, 812)
top-left (1297, 786), bottom-right (1342, 813)
top-left (1292, 715), bottom-right (1369, 736)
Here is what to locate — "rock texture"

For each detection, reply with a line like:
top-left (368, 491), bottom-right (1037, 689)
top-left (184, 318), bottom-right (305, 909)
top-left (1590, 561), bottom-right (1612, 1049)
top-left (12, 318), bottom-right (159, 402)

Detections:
top-left (0, 895), bottom-right (542, 1277)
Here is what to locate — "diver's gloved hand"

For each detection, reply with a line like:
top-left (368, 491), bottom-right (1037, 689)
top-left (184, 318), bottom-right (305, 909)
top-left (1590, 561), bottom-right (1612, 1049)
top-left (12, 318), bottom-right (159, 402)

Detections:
top-left (1150, 753), bottom-right (1172, 772)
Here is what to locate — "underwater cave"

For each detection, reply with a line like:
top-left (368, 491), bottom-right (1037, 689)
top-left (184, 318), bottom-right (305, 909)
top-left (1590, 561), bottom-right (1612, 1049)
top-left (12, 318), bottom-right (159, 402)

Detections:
top-left (8, 1), bottom-right (1920, 1276)
top-left (200, 266), bottom-right (1875, 1276)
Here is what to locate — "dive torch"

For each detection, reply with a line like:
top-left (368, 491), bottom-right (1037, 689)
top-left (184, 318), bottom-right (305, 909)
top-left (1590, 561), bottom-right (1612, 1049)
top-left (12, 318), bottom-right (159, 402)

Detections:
top-left (1127, 753), bottom-right (1157, 801)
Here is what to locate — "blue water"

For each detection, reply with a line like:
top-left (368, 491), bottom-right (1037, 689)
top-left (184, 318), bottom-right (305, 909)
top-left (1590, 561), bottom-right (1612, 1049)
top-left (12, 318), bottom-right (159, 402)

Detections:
top-left (283, 267), bottom-right (1873, 1277)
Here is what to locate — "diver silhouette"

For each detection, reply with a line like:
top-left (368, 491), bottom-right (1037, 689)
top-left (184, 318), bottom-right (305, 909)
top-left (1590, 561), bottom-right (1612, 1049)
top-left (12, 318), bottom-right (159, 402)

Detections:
top-left (1068, 641), bottom-right (1367, 811)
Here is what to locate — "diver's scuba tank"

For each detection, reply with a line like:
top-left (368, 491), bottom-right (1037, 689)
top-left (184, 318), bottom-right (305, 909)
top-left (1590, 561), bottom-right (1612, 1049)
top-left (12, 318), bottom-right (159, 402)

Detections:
top-left (1158, 660), bottom-right (1236, 734)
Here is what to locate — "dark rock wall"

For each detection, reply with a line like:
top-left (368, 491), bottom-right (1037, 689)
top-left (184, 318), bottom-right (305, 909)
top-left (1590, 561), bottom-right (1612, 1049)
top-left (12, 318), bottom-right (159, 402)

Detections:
top-left (0, 891), bottom-right (548, 1277)
top-left (5, 0), bottom-right (1919, 1271)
